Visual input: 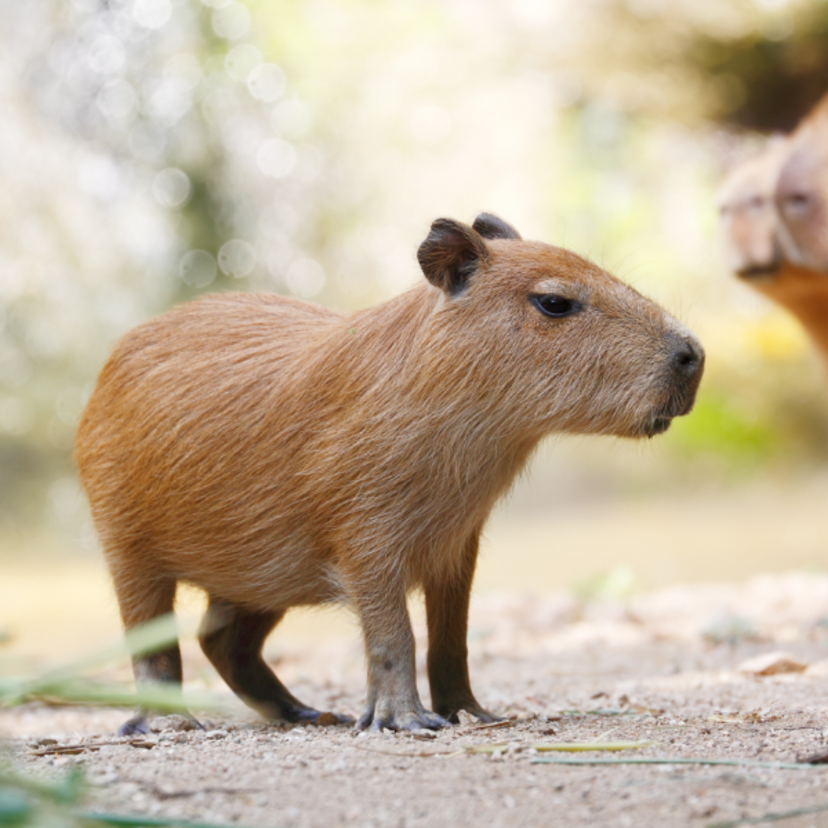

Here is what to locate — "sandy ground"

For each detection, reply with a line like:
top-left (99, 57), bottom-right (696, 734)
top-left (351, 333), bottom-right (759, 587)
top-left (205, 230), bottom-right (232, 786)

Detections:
top-left (6, 573), bottom-right (828, 827)
top-left (5, 475), bottom-right (828, 826)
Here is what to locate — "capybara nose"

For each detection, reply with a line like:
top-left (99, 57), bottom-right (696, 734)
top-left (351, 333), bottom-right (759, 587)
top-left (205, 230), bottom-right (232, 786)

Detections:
top-left (668, 331), bottom-right (704, 379)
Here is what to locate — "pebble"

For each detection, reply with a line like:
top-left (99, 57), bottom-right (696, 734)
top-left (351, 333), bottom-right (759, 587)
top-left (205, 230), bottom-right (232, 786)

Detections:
top-left (737, 651), bottom-right (808, 676)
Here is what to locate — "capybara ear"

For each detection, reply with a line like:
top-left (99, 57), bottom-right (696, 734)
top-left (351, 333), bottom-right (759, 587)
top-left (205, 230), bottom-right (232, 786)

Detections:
top-left (472, 213), bottom-right (522, 241)
top-left (417, 218), bottom-right (489, 295)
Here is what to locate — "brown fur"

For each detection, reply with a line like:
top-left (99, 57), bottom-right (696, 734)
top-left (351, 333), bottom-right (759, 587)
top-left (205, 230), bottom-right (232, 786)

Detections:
top-left (76, 214), bottom-right (704, 733)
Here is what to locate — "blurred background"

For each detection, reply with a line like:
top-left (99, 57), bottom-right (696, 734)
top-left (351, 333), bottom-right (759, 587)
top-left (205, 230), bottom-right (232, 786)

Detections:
top-left (4, 0), bottom-right (828, 660)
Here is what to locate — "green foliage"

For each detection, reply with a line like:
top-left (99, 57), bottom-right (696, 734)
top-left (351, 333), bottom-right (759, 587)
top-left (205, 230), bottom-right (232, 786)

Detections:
top-left (0, 764), bottom-right (83, 827)
top-left (666, 354), bottom-right (828, 471)
top-left (0, 0), bottom-right (329, 532)
top-left (667, 390), bottom-right (778, 462)
top-left (0, 761), bottom-right (249, 827)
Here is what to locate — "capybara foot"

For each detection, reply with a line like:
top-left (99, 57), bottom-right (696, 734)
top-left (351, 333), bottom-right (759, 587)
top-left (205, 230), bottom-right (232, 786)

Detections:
top-left (117, 714), bottom-right (152, 737)
top-left (355, 705), bottom-right (452, 732)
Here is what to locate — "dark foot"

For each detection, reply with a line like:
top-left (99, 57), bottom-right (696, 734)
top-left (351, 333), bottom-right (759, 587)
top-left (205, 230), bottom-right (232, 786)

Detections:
top-left (441, 704), bottom-right (501, 725)
top-left (356, 706), bottom-right (452, 732)
top-left (285, 705), bottom-right (354, 726)
top-left (117, 714), bottom-right (152, 737)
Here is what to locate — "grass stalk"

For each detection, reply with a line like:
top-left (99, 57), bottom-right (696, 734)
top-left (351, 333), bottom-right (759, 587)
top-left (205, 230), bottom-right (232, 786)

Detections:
top-left (532, 756), bottom-right (822, 769)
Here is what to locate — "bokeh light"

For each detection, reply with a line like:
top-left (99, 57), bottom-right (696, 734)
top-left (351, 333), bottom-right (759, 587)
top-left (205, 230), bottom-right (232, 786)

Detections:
top-left (1, 0), bottom-right (828, 577)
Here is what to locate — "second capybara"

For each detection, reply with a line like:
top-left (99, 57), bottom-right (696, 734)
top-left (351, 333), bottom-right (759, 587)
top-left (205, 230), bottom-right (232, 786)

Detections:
top-left (76, 213), bottom-right (704, 734)
top-left (719, 140), bottom-right (828, 360)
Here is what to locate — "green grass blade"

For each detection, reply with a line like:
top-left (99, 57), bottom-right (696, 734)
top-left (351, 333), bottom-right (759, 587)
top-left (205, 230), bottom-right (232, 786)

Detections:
top-left (533, 740), bottom-right (655, 752)
top-left (77, 813), bottom-right (259, 827)
top-left (0, 615), bottom-right (182, 695)
top-left (531, 756), bottom-right (820, 769)
top-left (0, 615), bottom-right (224, 713)
top-left (10, 679), bottom-right (220, 713)
top-left (706, 801), bottom-right (828, 826)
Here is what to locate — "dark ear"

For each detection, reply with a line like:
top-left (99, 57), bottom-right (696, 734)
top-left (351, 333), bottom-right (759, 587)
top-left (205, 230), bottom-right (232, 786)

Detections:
top-left (417, 218), bottom-right (489, 295)
top-left (472, 213), bottom-right (522, 241)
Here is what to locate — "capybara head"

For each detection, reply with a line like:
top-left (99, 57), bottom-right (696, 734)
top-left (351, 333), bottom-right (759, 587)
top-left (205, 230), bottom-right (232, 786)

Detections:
top-left (718, 141), bottom-right (789, 279)
top-left (416, 214), bottom-right (704, 441)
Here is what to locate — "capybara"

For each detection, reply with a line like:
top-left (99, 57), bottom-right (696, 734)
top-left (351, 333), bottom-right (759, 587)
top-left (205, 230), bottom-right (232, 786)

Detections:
top-left (719, 141), bottom-right (828, 359)
top-left (76, 213), bottom-right (704, 734)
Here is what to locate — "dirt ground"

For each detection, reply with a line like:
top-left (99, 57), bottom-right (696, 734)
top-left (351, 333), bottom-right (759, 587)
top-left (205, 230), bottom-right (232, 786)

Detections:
top-left (6, 573), bottom-right (828, 827)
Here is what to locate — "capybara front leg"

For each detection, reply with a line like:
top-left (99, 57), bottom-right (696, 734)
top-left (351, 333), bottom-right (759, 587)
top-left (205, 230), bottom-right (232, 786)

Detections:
top-left (351, 577), bottom-right (451, 732)
top-left (425, 532), bottom-right (499, 724)
top-left (198, 599), bottom-right (352, 724)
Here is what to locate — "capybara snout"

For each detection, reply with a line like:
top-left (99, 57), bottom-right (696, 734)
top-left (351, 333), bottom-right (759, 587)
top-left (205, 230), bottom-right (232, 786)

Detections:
top-left (622, 326), bottom-right (704, 438)
top-left (77, 212), bottom-right (703, 734)
top-left (663, 330), bottom-right (705, 415)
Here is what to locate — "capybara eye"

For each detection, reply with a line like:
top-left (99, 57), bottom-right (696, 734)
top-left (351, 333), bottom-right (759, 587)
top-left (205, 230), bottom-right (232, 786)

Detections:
top-left (785, 192), bottom-right (811, 213)
top-left (531, 294), bottom-right (582, 319)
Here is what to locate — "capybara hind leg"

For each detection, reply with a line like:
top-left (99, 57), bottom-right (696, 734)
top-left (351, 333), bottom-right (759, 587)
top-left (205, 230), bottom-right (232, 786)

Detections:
top-left (112, 575), bottom-right (190, 736)
top-left (425, 532), bottom-right (499, 724)
top-left (198, 599), bottom-right (352, 724)
top-left (118, 647), bottom-right (185, 736)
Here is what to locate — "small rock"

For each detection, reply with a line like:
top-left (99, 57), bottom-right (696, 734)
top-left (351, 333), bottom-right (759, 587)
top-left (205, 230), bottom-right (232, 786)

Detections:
top-left (205, 729), bottom-right (228, 740)
top-left (409, 729), bottom-right (437, 740)
top-left (153, 714), bottom-right (201, 733)
top-left (737, 651), bottom-right (807, 676)
top-left (30, 737), bottom-right (58, 748)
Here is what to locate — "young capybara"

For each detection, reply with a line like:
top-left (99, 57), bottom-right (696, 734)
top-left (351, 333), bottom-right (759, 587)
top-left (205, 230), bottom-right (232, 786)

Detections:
top-left (76, 213), bottom-right (704, 734)
top-left (719, 141), bottom-right (828, 360)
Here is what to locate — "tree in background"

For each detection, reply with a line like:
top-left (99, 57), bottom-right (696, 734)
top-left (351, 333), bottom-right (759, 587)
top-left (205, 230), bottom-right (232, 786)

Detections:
top-left (0, 0), bottom-right (334, 530)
